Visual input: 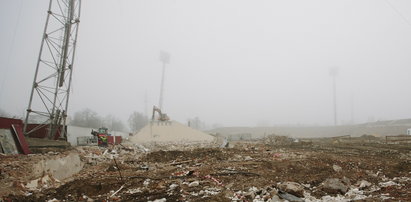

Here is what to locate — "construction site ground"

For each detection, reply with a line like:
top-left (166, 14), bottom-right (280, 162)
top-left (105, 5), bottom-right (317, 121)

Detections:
top-left (2, 136), bottom-right (411, 201)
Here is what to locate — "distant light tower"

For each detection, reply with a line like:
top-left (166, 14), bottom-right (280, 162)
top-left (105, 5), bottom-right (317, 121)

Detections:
top-left (350, 93), bottom-right (354, 124)
top-left (144, 90), bottom-right (148, 119)
top-left (329, 67), bottom-right (339, 126)
top-left (159, 51), bottom-right (170, 110)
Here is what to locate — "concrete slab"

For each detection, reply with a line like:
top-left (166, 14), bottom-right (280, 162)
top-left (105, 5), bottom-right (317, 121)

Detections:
top-left (32, 151), bottom-right (84, 181)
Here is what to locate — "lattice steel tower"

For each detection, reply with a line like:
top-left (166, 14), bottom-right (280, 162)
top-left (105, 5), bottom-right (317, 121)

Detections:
top-left (24, 0), bottom-right (81, 139)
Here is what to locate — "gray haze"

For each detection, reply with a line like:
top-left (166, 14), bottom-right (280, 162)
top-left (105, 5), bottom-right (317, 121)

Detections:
top-left (1, 0), bottom-right (411, 128)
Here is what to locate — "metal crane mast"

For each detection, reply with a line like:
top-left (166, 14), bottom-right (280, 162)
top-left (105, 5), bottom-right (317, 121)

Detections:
top-left (24, 0), bottom-right (81, 140)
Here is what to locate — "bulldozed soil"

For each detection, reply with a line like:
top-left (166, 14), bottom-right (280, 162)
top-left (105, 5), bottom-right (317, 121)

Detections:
top-left (2, 137), bottom-right (411, 201)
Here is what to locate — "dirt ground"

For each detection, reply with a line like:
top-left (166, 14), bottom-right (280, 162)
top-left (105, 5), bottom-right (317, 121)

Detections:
top-left (2, 136), bottom-right (411, 201)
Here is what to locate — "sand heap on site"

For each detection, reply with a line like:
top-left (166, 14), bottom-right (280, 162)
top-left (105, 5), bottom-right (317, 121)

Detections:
top-left (130, 121), bottom-right (215, 143)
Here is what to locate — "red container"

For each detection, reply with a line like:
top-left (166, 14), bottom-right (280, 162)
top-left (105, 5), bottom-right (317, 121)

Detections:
top-left (115, 136), bottom-right (122, 144)
top-left (107, 136), bottom-right (114, 145)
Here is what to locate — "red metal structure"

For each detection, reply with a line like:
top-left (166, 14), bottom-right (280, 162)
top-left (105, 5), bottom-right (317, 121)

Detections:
top-left (0, 117), bottom-right (31, 154)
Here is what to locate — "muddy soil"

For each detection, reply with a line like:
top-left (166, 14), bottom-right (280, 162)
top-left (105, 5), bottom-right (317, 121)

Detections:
top-left (3, 138), bottom-right (411, 201)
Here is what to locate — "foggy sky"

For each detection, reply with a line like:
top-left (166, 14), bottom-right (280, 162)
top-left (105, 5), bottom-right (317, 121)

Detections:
top-left (1, 0), bottom-right (411, 128)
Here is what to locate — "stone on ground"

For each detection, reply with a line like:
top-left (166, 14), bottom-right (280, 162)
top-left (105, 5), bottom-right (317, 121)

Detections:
top-left (321, 178), bottom-right (349, 195)
top-left (278, 182), bottom-right (305, 197)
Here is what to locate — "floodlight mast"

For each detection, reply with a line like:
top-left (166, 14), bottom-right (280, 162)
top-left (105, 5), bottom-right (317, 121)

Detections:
top-left (329, 67), bottom-right (338, 126)
top-left (159, 51), bottom-right (170, 110)
top-left (24, 0), bottom-right (81, 140)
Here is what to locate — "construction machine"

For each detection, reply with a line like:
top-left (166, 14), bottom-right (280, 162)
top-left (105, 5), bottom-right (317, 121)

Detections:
top-left (152, 106), bottom-right (170, 121)
top-left (91, 127), bottom-right (111, 147)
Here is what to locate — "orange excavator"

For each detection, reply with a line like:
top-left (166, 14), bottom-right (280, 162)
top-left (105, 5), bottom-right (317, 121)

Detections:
top-left (152, 106), bottom-right (170, 121)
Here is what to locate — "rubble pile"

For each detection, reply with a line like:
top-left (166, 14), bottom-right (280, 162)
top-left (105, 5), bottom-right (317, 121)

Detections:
top-left (1, 138), bottom-right (411, 201)
top-left (131, 121), bottom-right (215, 143)
top-left (0, 150), bottom-right (83, 198)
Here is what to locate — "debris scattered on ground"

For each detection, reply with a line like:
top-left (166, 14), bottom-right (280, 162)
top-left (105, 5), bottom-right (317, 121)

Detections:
top-left (1, 137), bottom-right (411, 201)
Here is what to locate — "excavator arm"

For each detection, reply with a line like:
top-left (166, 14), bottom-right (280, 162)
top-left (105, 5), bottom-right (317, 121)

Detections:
top-left (152, 106), bottom-right (170, 121)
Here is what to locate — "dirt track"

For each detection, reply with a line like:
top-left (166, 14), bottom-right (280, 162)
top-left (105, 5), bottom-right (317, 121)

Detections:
top-left (3, 137), bottom-right (411, 201)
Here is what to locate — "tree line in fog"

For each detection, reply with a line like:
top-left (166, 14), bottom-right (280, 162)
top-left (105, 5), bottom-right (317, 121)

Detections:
top-left (70, 108), bottom-right (148, 133)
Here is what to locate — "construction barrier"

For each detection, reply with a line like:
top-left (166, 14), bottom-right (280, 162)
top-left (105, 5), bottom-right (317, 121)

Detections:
top-left (77, 136), bottom-right (122, 146)
top-left (77, 136), bottom-right (98, 146)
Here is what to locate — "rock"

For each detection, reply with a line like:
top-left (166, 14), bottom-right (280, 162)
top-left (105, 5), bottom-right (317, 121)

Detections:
top-left (278, 190), bottom-right (304, 202)
top-left (189, 181), bottom-right (200, 187)
top-left (259, 188), bottom-right (267, 196)
top-left (365, 170), bottom-right (378, 178)
top-left (341, 176), bottom-right (351, 186)
top-left (169, 183), bottom-right (178, 190)
top-left (143, 179), bottom-right (150, 186)
top-left (333, 164), bottom-right (342, 172)
top-left (269, 189), bottom-right (279, 198)
top-left (244, 191), bottom-right (255, 200)
top-left (357, 180), bottom-right (372, 189)
top-left (277, 182), bottom-right (304, 197)
top-left (40, 174), bottom-right (52, 184)
top-left (220, 138), bottom-right (229, 148)
top-left (140, 165), bottom-right (149, 170)
top-left (244, 156), bottom-right (253, 161)
top-left (268, 195), bottom-right (282, 202)
top-left (262, 193), bottom-right (272, 201)
top-left (379, 181), bottom-right (397, 187)
top-left (135, 144), bottom-right (150, 152)
top-left (249, 186), bottom-right (259, 192)
top-left (126, 188), bottom-right (142, 194)
top-left (26, 179), bottom-right (39, 190)
top-left (152, 198), bottom-right (166, 202)
top-left (322, 178), bottom-right (349, 195)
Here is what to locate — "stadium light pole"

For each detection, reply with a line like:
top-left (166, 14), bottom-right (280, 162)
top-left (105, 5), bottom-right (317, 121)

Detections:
top-left (329, 67), bottom-right (338, 126)
top-left (159, 51), bottom-right (170, 110)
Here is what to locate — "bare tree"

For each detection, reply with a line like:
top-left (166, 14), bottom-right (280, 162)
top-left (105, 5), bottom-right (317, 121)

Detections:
top-left (188, 117), bottom-right (205, 130)
top-left (70, 108), bottom-right (102, 128)
top-left (128, 111), bottom-right (148, 133)
top-left (103, 114), bottom-right (126, 132)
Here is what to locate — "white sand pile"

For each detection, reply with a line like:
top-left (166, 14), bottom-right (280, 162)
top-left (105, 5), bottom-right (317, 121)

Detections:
top-left (130, 121), bottom-right (215, 143)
